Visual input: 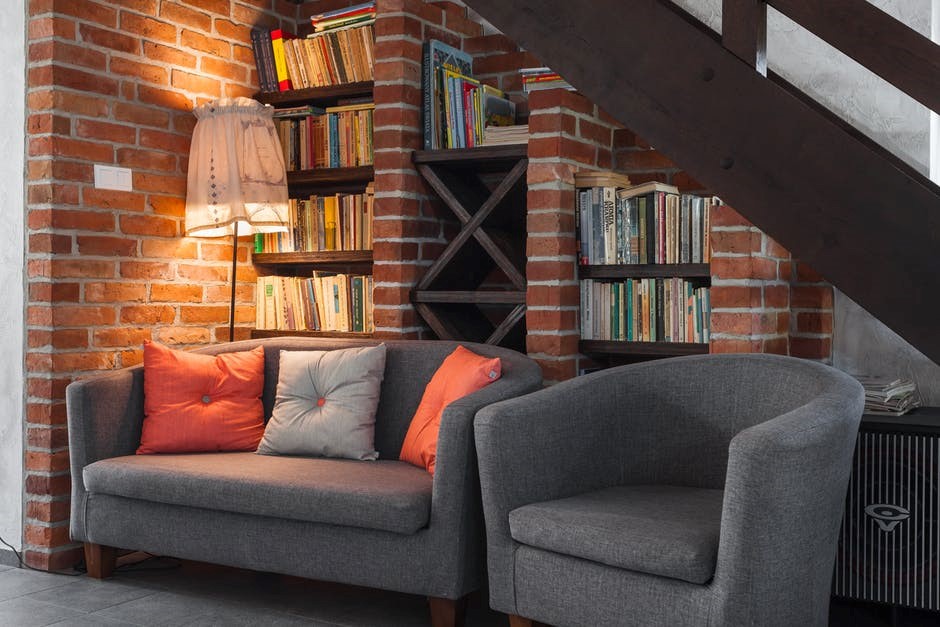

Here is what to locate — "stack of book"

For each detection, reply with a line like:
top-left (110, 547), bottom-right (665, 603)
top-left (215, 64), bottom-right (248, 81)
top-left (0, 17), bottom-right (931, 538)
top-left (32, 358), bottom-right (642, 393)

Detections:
top-left (255, 190), bottom-right (373, 254)
top-left (575, 173), bottom-right (715, 266)
top-left (273, 102), bottom-right (374, 170)
top-left (250, 1), bottom-right (375, 93)
top-left (256, 272), bottom-right (374, 333)
top-left (581, 277), bottom-right (710, 344)
top-left (854, 375), bottom-right (920, 416)
top-left (519, 67), bottom-right (574, 93)
top-left (422, 39), bottom-right (516, 149)
top-left (482, 124), bottom-right (528, 146)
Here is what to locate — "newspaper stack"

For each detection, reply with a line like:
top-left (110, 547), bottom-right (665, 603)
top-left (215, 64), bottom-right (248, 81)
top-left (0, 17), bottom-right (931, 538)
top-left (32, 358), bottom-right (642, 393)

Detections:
top-left (482, 124), bottom-right (529, 146)
top-left (854, 375), bottom-right (920, 416)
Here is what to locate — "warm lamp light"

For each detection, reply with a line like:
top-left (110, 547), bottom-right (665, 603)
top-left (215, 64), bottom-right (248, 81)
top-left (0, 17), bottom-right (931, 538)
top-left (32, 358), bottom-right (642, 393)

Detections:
top-left (184, 97), bottom-right (289, 340)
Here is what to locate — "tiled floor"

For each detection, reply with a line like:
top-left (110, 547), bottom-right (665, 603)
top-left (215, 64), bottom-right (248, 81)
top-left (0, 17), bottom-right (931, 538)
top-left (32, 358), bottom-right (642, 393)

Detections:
top-left (1, 558), bottom-right (938, 626)
top-left (0, 558), bottom-right (504, 627)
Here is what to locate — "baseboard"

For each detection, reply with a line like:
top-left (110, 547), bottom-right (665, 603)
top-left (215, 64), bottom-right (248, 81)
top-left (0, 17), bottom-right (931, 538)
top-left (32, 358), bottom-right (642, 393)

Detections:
top-left (0, 548), bottom-right (19, 567)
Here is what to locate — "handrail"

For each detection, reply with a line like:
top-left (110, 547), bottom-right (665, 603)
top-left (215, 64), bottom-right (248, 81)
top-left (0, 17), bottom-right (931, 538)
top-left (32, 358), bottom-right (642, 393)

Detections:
top-left (751, 0), bottom-right (940, 113)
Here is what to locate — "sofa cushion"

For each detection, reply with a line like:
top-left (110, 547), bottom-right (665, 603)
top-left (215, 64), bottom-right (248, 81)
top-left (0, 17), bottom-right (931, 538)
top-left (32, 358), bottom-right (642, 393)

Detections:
top-left (138, 341), bottom-right (265, 455)
top-left (83, 452), bottom-right (432, 535)
top-left (508, 485), bottom-right (724, 584)
top-left (257, 345), bottom-right (386, 461)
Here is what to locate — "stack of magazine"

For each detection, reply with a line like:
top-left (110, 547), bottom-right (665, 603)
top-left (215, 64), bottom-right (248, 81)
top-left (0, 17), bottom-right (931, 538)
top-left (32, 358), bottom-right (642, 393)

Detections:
top-left (854, 375), bottom-right (920, 416)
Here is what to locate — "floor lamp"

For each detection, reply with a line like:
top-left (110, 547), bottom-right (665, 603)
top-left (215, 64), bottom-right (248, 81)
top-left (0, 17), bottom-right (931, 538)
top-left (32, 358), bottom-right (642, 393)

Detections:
top-left (184, 97), bottom-right (289, 341)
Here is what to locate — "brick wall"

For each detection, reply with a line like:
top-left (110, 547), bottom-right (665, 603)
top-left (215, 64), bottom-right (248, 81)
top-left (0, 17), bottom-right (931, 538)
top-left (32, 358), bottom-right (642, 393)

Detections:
top-left (367, 0), bottom-right (482, 339)
top-left (789, 261), bottom-right (834, 362)
top-left (24, 0), bottom-right (298, 570)
top-left (525, 89), bottom-right (620, 383)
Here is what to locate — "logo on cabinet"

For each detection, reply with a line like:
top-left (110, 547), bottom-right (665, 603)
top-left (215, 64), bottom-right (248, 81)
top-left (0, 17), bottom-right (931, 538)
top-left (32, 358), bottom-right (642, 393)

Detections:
top-left (865, 504), bottom-right (910, 532)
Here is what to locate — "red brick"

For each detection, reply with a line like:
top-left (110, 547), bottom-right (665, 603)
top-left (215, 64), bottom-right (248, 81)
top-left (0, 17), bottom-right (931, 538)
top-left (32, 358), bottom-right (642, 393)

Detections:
top-left (120, 214), bottom-right (177, 237)
top-left (77, 235), bottom-right (138, 257)
top-left (709, 285), bottom-right (762, 309)
top-left (764, 285), bottom-right (790, 309)
top-left (109, 56), bottom-right (168, 85)
top-left (526, 284), bottom-right (579, 307)
top-left (179, 305), bottom-right (228, 324)
top-left (528, 112), bottom-right (577, 136)
top-left (527, 210), bottom-right (575, 234)
top-left (201, 56), bottom-right (247, 82)
top-left (153, 326), bottom-right (212, 345)
top-left (52, 305), bottom-right (116, 326)
top-left (121, 304), bottom-right (176, 324)
top-left (710, 230), bottom-right (761, 255)
top-left (790, 285), bottom-right (834, 309)
top-left (526, 260), bottom-right (575, 282)
top-left (24, 523), bottom-right (72, 548)
top-left (50, 259), bottom-right (114, 279)
top-left (796, 311), bottom-right (833, 334)
top-left (142, 239), bottom-right (197, 258)
top-left (113, 102), bottom-right (170, 128)
top-left (25, 450), bottom-right (70, 473)
top-left (116, 147), bottom-right (177, 172)
top-left (74, 118), bottom-right (136, 145)
top-left (526, 309), bottom-right (578, 332)
top-left (85, 282), bottom-right (148, 303)
top-left (94, 327), bottom-right (152, 348)
top-left (50, 329), bottom-right (88, 350)
top-left (526, 235), bottom-right (576, 257)
top-left (180, 29), bottom-right (227, 56)
top-left (56, 0), bottom-right (117, 26)
top-left (526, 333), bottom-right (579, 357)
top-left (160, 1), bottom-right (212, 31)
top-left (120, 261), bottom-right (173, 280)
top-left (795, 262), bottom-right (826, 283)
top-left (763, 235), bottom-right (790, 259)
top-left (463, 33), bottom-right (518, 55)
top-left (149, 195), bottom-right (186, 217)
top-left (120, 12), bottom-right (177, 43)
top-left (789, 337), bottom-right (832, 360)
top-left (536, 358), bottom-right (575, 383)
top-left (28, 16), bottom-right (76, 41)
top-left (709, 338), bottom-right (762, 354)
top-left (27, 426), bottom-right (69, 450)
top-left (151, 283), bottom-right (202, 302)
top-left (177, 264), bottom-right (227, 282)
top-left (711, 256), bottom-right (778, 281)
top-left (26, 500), bottom-right (72, 524)
top-left (133, 172), bottom-right (186, 195)
top-left (710, 204), bottom-right (751, 228)
top-left (142, 41), bottom-right (197, 69)
top-left (83, 188), bottom-right (146, 212)
top-left (79, 23), bottom-right (139, 54)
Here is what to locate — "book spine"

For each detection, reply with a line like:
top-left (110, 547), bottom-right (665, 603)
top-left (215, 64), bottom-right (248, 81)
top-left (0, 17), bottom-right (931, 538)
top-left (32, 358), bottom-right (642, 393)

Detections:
top-left (602, 186), bottom-right (616, 265)
top-left (644, 194), bottom-right (655, 265)
top-left (655, 278), bottom-right (664, 342)
top-left (271, 29), bottom-right (293, 91)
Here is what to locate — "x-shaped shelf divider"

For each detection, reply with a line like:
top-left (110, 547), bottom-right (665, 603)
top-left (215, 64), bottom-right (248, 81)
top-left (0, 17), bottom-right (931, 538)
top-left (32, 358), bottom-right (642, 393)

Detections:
top-left (411, 146), bottom-right (529, 345)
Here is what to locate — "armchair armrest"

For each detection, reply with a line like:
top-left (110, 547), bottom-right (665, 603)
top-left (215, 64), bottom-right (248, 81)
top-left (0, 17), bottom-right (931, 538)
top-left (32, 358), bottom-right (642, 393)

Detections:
top-left (66, 366), bottom-right (145, 540)
top-left (711, 385), bottom-right (863, 625)
top-left (473, 374), bottom-right (628, 612)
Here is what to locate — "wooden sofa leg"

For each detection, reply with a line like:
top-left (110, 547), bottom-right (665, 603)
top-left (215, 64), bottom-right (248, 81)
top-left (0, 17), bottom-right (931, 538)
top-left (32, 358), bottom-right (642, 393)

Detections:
top-left (508, 616), bottom-right (533, 627)
top-left (84, 543), bottom-right (116, 579)
top-left (428, 596), bottom-right (467, 627)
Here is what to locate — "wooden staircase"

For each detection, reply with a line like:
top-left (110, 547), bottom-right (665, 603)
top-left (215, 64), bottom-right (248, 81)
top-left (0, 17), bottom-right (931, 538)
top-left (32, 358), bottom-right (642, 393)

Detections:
top-left (464, 0), bottom-right (940, 364)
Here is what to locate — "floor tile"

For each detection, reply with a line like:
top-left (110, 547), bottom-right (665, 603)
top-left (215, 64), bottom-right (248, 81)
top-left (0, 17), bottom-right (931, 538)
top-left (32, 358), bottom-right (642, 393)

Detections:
top-left (46, 616), bottom-right (137, 627)
top-left (0, 596), bottom-right (87, 627)
top-left (27, 577), bottom-right (154, 613)
top-left (88, 590), bottom-right (233, 627)
top-left (0, 569), bottom-right (79, 602)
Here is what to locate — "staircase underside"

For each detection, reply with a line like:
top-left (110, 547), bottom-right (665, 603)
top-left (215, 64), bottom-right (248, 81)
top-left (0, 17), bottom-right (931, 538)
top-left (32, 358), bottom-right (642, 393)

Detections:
top-left (466, 0), bottom-right (940, 365)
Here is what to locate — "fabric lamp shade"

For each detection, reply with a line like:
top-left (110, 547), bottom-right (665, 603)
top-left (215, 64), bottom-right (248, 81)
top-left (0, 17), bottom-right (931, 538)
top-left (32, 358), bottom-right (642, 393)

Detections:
top-left (185, 97), bottom-right (289, 238)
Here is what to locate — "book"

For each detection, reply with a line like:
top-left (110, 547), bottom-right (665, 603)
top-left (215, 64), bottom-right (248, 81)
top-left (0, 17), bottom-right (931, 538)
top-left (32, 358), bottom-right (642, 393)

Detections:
top-left (250, 28), bottom-right (277, 93)
top-left (270, 29), bottom-right (295, 92)
top-left (422, 39), bottom-right (472, 150)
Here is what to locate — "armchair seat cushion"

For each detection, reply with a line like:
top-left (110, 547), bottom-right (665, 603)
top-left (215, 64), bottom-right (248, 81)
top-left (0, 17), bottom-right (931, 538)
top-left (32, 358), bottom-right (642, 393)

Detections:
top-left (83, 452), bottom-right (432, 535)
top-left (508, 484), bottom-right (724, 584)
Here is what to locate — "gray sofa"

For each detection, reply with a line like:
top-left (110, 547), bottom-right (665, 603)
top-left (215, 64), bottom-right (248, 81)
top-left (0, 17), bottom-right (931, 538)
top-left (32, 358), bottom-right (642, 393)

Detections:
top-left (67, 337), bottom-right (542, 626)
top-left (474, 353), bottom-right (864, 627)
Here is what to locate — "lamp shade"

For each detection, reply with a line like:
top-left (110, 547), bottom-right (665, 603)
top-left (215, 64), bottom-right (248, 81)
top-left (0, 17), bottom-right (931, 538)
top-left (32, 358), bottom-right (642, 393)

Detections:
top-left (185, 97), bottom-right (289, 238)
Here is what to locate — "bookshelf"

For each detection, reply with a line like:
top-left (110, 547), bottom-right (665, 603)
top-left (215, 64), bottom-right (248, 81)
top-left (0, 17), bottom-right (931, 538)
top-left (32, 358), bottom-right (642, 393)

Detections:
top-left (411, 145), bottom-right (529, 351)
top-left (251, 80), bottom-right (375, 339)
top-left (576, 175), bottom-right (712, 364)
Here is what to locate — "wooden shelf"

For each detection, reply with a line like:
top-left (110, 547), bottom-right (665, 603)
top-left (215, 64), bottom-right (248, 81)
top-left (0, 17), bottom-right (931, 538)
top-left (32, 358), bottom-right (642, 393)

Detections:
top-left (252, 250), bottom-right (373, 266)
top-left (250, 329), bottom-right (374, 340)
top-left (579, 340), bottom-right (709, 357)
top-left (286, 165), bottom-right (373, 189)
top-left (579, 263), bottom-right (711, 280)
top-left (411, 290), bottom-right (526, 304)
top-left (254, 81), bottom-right (374, 107)
top-left (413, 145), bottom-right (528, 172)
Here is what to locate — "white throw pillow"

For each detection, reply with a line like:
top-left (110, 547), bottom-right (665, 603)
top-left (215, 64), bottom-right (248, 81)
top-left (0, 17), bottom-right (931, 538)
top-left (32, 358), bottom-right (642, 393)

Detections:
top-left (257, 344), bottom-right (386, 460)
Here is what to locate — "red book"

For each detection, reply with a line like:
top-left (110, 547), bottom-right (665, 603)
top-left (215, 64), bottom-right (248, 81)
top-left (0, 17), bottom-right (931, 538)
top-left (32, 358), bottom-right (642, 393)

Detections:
top-left (270, 29), bottom-right (296, 91)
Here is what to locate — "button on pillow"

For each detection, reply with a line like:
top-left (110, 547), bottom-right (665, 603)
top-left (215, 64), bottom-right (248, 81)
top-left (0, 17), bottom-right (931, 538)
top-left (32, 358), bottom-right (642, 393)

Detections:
top-left (138, 341), bottom-right (266, 455)
top-left (257, 344), bottom-right (387, 460)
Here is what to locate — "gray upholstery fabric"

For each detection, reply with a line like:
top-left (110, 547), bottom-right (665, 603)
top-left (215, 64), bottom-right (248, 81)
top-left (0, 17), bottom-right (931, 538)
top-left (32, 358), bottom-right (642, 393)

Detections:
top-left (67, 338), bottom-right (543, 600)
top-left (509, 485), bottom-right (723, 584)
top-left (83, 452), bottom-right (431, 535)
top-left (258, 345), bottom-right (386, 460)
top-left (474, 353), bottom-right (864, 626)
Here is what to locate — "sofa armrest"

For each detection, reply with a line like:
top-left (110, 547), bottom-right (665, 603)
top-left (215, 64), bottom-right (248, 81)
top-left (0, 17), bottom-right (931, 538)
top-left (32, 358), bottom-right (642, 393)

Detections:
top-left (424, 354), bottom-right (542, 596)
top-left (66, 366), bottom-right (145, 540)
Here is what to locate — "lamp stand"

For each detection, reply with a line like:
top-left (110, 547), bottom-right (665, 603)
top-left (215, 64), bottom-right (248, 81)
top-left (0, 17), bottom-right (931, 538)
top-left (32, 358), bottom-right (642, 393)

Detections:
top-left (229, 220), bottom-right (238, 341)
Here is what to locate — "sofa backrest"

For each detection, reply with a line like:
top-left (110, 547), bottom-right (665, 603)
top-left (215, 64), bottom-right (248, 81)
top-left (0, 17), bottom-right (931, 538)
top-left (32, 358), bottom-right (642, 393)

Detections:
top-left (194, 337), bottom-right (531, 459)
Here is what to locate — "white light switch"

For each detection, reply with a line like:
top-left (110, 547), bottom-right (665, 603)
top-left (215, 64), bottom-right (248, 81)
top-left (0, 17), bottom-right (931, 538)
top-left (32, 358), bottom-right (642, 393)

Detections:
top-left (94, 165), bottom-right (133, 192)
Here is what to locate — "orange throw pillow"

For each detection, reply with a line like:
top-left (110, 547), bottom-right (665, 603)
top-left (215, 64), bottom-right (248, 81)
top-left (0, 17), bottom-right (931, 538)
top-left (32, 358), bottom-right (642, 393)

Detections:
top-left (137, 341), bottom-right (266, 455)
top-left (400, 345), bottom-right (501, 474)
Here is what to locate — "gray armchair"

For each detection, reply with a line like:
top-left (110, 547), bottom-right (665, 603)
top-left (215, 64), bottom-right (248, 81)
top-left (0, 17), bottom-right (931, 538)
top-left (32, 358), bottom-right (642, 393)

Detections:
top-left (474, 353), bottom-right (864, 627)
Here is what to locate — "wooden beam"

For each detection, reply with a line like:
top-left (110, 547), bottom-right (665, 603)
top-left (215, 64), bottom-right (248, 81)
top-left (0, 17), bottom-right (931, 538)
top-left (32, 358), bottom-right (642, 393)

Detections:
top-left (722, 0), bottom-right (767, 74)
top-left (464, 0), bottom-right (940, 364)
top-left (767, 0), bottom-right (940, 113)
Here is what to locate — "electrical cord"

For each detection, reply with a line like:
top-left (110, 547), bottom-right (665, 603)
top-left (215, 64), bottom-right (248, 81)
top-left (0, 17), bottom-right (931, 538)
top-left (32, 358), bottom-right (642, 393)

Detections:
top-left (0, 533), bottom-right (82, 576)
top-left (0, 535), bottom-right (181, 576)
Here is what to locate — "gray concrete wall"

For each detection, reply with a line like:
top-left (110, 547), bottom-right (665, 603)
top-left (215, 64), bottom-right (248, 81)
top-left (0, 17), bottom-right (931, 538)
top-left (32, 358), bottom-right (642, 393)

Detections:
top-left (0, 0), bottom-right (25, 552)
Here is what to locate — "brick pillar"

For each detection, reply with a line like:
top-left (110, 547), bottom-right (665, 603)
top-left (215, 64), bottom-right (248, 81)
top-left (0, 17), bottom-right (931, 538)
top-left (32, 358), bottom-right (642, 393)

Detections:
top-left (526, 90), bottom-right (619, 383)
top-left (789, 262), bottom-right (834, 361)
top-left (24, 0), bottom-right (295, 570)
top-left (709, 205), bottom-right (791, 354)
